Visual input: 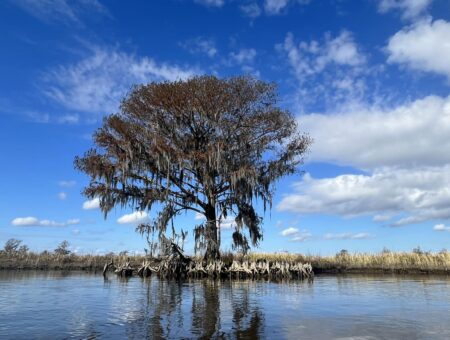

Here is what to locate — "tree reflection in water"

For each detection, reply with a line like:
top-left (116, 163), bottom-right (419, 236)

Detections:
top-left (121, 278), bottom-right (264, 339)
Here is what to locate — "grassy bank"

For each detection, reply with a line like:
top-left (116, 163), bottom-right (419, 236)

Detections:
top-left (0, 251), bottom-right (146, 271)
top-left (240, 250), bottom-right (450, 274)
top-left (1, 249), bottom-right (449, 274)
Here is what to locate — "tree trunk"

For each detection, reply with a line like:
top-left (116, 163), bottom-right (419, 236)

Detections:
top-left (204, 205), bottom-right (220, 261)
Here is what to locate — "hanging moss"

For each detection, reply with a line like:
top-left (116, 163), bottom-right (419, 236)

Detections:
top-left (75, 75), bottom-right (311, 260)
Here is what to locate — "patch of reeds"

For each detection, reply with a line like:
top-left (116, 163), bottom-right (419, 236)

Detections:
top-left (240, 250), bottom-right (450, 274)
top-left (0, 251), bottom-right (146, 272)
top-left (1, 249), bottom-right (449, 274)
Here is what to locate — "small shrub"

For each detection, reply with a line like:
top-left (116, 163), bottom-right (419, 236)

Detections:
top-left (54, 241), bottom-right (71, 256)
top-left (4, 239), bottom-right (22, 254)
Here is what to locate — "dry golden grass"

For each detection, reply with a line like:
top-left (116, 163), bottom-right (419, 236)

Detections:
top-left (1, 249), bottom-right (449, 273)
top-left (242, 250), bottom-right (450, 273)
top-left (0, 251), bottom-right (146, 271)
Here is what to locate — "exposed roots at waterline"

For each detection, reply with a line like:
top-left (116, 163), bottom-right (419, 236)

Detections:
top-left (103, 243), bottom-right (314, 280)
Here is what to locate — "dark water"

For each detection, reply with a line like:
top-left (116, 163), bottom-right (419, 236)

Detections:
top-left (1, 271), bottom-right (450, 339)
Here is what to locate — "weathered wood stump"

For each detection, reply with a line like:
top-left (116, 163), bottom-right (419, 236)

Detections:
top-left (114, 261), bottom-right (133, 277)
top-left (104, 249), bottom-right (314, 280)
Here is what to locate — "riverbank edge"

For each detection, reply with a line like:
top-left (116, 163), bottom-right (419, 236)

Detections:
top-left (1, 251), bottom-right (450, 276)
top-left (1, 267), bottom-right (449, 276)
top-left (1, 262), bottom-right (449, 276)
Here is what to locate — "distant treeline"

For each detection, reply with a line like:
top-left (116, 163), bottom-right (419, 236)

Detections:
top-left (1, 239), bottom-right (449, 274)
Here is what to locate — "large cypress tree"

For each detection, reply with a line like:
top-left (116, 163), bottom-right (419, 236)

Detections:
top-left (75, 76), bottom-right (311, 260)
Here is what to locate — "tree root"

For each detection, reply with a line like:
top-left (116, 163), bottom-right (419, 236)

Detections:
top-left (103, 244), bottom-right (314, 280)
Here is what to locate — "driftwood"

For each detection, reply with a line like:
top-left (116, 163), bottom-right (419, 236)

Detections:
top-left (115, 261), bottom-right (133, 277)
top-left (104, 245), bottom-right (314, 280)
top-left (102, 261), bottom-right (115, 277)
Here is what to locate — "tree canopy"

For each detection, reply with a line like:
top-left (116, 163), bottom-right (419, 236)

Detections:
top-left (75, 75), bottom-right (311, 260)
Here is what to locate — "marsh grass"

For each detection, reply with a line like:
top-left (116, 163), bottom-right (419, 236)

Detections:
top-left (1, 249), bottom-right (449, 274)
top-left (0, 251), bottom-right (146, 271)
top-left (240, 250), bottom-right (450, 273)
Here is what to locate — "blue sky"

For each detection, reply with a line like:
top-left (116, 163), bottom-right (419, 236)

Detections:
top-left (1, 0), bottom-right (450, 255)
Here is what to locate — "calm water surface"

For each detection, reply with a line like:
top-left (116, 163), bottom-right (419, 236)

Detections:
top-left (1, 271), bottom-right (450, 339)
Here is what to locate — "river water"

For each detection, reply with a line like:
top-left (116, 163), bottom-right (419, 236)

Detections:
top-left (0, 271), bottom-right (449, 339)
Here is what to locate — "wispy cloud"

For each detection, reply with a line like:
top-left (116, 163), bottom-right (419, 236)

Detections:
top-left (240, 2), bottom-right (262, 18)
top-left (228, 48), bottom-right (259, 76)
top-left (12, 217), bottom-right (80, 227)
top-left (280, 227), bottom-right (311, 242)
top-left (42, 45), bottom-right (199, 120)
top-left (11, 0), bottom-right (110, 26)
top-left (264, 0), bottom-right (289, 15)
top-left (230, 48), bottom-right (257, 64)
top-left (180, 37), bottom-right (218, 58)
top-left (58, 192), bottom-right (67, 200)
top-left (194, 0), bottom-right (225, 7)
top-left (279, 30), bottom-right (369, 110)
top-left (324, 232), bottom-right (373, 240)
top-left (58, 180), bottom-right (76, 188)
top-left (378, 0), bottom-right (432, 20)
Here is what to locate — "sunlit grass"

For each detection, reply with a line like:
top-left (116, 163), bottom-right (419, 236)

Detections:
top-left (242, 250), bottom-right (450, 272)
top-left (1, 249), bottom-right (449, 273)
top-left (0, 251), bottom-right (147, 271)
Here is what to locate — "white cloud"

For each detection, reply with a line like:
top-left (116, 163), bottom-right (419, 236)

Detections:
top-left (194, 0), bottom-right (225, 7)
top-left (264, 0), bottom-right (289, 14)
top-left (387, 19), bottom-right (450, 79)
top-left (300, 95), bottom-right (450, 169)
top-left (58, 180), bottom-right (76, 187)
top-left (58, 114), bottom-right (79, 124)
top-left (58, 192), bottom-right (67, 200)
top-left (280, 227), bottom-right (311, 242)
top-left (220, 216), bottom-right (236, 230)
top-left (433, 224), bottom-right (450, 231)
top-left (240, 2), bottom-right (261, 18)
top-left (291, 230), bottom-right (312, 242)
top-left (324, 232), bottom-right (373, 240)
top-left (72, 229), bottom-right (80, 235)
top-left (278, 166), bottom-right (450, 226)
top-left (117, 211), bottom-right (149, 224)
top-left (279, 31), bottom-right (368, 109)
top-left (43, 46), bottom-right (199, 118)
top-left (280, 227), bottom-right (299, 236)
top-left (194, 212), bottom-right (234, 229)
top-left (11, 217), bottom-right (39, 226)
top-left (230, 48), bottom-right (257, 64)
top-left (378, 0), bottom-right (432, 20)
top-left (12, 217), bottom-right (80, 227)
top-left (11, 0), bottom-right (109, 25)
top-left (181, 37), bottom-right (217, 58)
top-left (282, 31), bottom-right (366, 78)
top-left (373, 214), bottom-right (393, 222)
top-left (82, 197), bottom-right (100, 210)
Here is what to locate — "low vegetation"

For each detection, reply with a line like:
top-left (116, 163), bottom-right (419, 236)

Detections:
top-left (242, 249), bottom-right (450, 274)
top-left (1, 239), bottom-right (449, 274)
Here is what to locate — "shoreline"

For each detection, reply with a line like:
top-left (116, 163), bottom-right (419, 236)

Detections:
top-left (1, 267), bottom-right (449, 276)
top-left (1, 251), bottom-right (449, 276)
